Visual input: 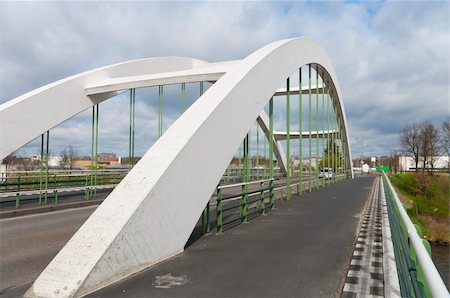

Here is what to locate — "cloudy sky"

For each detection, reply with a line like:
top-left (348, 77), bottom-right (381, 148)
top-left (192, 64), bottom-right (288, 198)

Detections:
top-left (0, 1), bottom-right (448, 160)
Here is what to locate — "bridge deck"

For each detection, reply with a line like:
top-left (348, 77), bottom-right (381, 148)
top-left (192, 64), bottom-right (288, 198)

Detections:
top-left (89, 176), bottom-right (376, 298)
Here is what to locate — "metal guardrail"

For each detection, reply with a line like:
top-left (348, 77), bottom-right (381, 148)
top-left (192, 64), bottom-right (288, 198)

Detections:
top-left (200, 173), bottom-right (349, 235)
top-left (0, 170), bottom-right (128, 208)
top-left (382, 171), bottom-right (449, 298)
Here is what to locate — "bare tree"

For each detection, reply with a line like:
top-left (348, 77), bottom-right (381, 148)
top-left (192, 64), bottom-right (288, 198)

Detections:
top-left (420, 121), bottom-right (441, 174)
top-left (400, 123), bottom-right (421, 172)
top-left (441, 117), bottom-right (450, 171)
top-left (60, 146), bottom-right (78, 171)
top-left (1, 152), bottom-right (18, 175)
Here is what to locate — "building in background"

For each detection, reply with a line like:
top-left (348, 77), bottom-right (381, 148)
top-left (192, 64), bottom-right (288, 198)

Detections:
top-left (398, 156), bottom-right (449, 172)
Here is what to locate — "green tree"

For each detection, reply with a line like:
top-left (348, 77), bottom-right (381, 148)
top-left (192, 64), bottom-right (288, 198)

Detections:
top-left (319, 140), bottom-right (343, 171)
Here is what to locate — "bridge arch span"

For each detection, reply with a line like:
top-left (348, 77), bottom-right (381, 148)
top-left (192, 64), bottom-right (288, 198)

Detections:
top-left (25, 37), bottom-right (352, 297)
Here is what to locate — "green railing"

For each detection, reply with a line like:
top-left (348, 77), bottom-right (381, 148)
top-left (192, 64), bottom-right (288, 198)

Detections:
top-left (0, 169), bottom-right (128, 207)
top-left (381, 171), bottom-right (448, 297)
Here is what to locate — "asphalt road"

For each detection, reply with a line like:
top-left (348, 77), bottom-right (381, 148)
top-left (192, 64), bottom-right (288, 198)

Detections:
top-left (0, 175), bottom-right (370, 297)
top-left (0, 206), bottom-right (97, 296)
top-left (90, 176), bottom-right (376, 298)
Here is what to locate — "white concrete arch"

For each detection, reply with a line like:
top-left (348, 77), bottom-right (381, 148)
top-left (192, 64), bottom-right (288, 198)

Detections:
top-left (0, 56), bottom-right (208, 160)
top-left (24, 37), bottom-right (352, 297)
top-left (0, 57), bottom-right (291, 174)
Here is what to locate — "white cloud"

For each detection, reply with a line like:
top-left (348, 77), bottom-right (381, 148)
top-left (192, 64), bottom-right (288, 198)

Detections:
top-left (0, 1), bottom-right (448, 159)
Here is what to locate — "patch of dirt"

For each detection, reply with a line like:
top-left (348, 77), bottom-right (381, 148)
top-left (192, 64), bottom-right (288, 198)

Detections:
top-left (418, 215), bottom-right (450, 242)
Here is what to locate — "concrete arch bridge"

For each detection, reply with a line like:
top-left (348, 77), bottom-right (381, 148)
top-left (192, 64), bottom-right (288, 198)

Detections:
top-left (1, 38), bottom-right (445, 298)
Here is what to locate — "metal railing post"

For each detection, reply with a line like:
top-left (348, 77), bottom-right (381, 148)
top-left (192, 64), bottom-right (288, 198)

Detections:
top-left (259, 180), bottom-right (266, 215)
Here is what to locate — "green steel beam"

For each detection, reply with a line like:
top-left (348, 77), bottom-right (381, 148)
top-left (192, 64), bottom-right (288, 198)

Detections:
top-left (94, 104), bottom-right (99, 194)
top-left (327, 81), bottom-right (330, 186)
top-left (132, 89), bottom-right (136, 167)
top-left (321, 72), bottom-right (325, 187)
top-left (158, 86), bottom-right (163, 138)
top-left (299, 67), bottom-right (302, 194)
top-left (39, 133), bottom-right (44, 204)
top-left (286, 77), bottom-right (291, 200)
top-left (331, 93), bottom-right (334, 183)
top-left (308, 64), bottom-right (312, 192)
top-left (90, 105), bottom-right (95, 199)
top-left (269, 97), bottom-right (274, 208)
top-left (316, 66), bottom-right (319, 189)
top-left (44, 130), bottom-right (49, 204)
top-left (181, 82), bottom-right (186, 113)
top-left (129, 89), bottom-right (132, 169)
top-left (241, 133), bottom-right (250, 223)
top-left (256, 123), bottom-right (259, 180)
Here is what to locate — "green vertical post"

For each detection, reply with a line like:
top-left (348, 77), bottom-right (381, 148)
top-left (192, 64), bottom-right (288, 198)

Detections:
top-left (256, 124), bottom-right (259, 180)
top-left (299, 67), bottom-right (303, 194)
top-left (44, 130), bottom-right (49, 204)
top-left (321, 73), bottom-right (325, 187)
top-left (286, 77), bottom-right (291, 200)
top-left (238, 143), bottom-right (242, 179)
top-left (206, 202), bottom-right (210, 233)
top-left (216, 187), bottom-right (223, 235)
top-left (16, 193), bottom-right (20, 208)
top-left (308, 64), bottom-right (312, 192)
top-left (316, 66), bottom-right (319, 189)
top-left (331, 93), bottom-right (335, 183)
top-left (333, 96), bottom-right (338, 182)
top-left (129, 89), bottom-right (133, 169)
top-left (269, 97), bottom-right (274, 208)
top-left (89, 106), bottom-right (94, 199)
top-left (84, 174), bottom-right (88, 199)
top-left (264, 126), bottom-right (267, 179)
top-left (39, 133), bottom-right (44, 204)
top-left (54, 174), bottom-right (58, 203)
top-left (158, 86), bottom-right (163, 138)
top-left (94, 104), bottom-right (99, 195)
top-left (339, 114), bottom-right (342, 180)
top-left (259, 181), bottom-right (266, 215)
top-left (128, 89), bottom-right (136, 169)
top-left (16, 175), bottom-right (21, 208)
top-left (181, 82), bottom-right (186, 113)
top-left (132, 89), bottom-right (136, 166)
top-left (241, 133), bottom-right (249, 223)
top-left (337, 115), bottom-right (341, 180)
top-left (327, 82), bottom-right (330, 185)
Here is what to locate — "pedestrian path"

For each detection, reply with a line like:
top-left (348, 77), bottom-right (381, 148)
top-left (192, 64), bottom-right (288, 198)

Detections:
top-left (342, 177), bottom-right (385, 297)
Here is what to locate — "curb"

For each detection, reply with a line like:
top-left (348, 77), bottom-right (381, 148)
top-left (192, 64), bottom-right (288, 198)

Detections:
top-left (0, 199), bottom-right (104, 219)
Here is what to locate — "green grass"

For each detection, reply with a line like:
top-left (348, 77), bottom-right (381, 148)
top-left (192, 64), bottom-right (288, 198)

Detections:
top-left (390, 173), bottom-right (449, 217)
top-left (390, 173), bottom-right (450, 241)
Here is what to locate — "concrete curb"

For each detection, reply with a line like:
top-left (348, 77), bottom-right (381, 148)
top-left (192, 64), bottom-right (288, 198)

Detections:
top-left (0, 199), bottom-right (104, 219)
